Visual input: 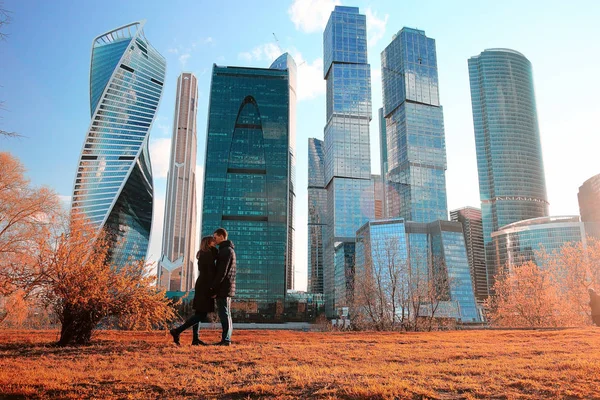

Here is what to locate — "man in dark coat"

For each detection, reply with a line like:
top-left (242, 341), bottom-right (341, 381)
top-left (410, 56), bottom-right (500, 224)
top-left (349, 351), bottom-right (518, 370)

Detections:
top-left (589, 288), bottom-right (600, 327)
top-left (211, 227), bottom-right (236, 346)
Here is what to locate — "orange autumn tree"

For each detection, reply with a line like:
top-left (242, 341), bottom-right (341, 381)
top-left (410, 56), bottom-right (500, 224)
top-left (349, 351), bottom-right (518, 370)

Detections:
top-left (542, 239), bottom-right (600, 325)
top-left (33, 216), bottom-right (175, 346)
top-left (0, 152), bottom-right (59, 323)
top-left (486, 240), bottom-right (600, 328)
top-left (485, 261), bottom-right (569, 327)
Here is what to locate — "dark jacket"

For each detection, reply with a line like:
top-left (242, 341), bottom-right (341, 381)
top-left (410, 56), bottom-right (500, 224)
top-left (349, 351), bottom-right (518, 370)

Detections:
top-left (590, 290), bottom-right (600, 317)
top-left (210, 240), bottom-right (236, 298)
top-left (193, 247), bottom-right (218, 312)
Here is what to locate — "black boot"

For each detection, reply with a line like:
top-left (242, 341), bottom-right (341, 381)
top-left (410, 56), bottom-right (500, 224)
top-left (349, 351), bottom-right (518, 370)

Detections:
top-left (169, 329), bottom-right (180, 346)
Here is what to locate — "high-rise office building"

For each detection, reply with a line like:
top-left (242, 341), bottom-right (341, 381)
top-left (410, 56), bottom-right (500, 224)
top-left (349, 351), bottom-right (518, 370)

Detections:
top-left (378, 107), bottom-right (388, 218)
top-left (157, 73), bottom-right (198, 292)
top-left (381, 28), bottom-right (448, 223)
top-left (468, 49), bottom-right (549, 289)
top-left (201, 56), bottom-right (295, 318)
top-left (323, 6), bottom-right (374, 317)
top-left (491, 216), bottom-right (587, 271)
top-left (71, 21), bottom-right (166, 268)
top-left (450, 207), bottom-right (487, 303)
top-left (271, 53), bottom-right (297, 291)
top-left (578, 173), bottom-right (600, 238)
top-left (308, 138), bottom-right (326, 295)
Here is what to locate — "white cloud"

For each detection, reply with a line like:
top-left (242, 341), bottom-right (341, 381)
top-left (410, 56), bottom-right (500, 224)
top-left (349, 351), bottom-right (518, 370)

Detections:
top-left (292, 52), bottom-right (325, 101)
top-left (204, 37), bottom-right (214, 45)
top-left (288, 0), bottom-right (340, 33)
top-left (149, 137), bottom-right (171, 179)
top-left (365, 7), bottom-right (389, 48)
top-left (237, 43), bottom-right (282, 63)
top-left (179, 53), bottom-right (191, 69)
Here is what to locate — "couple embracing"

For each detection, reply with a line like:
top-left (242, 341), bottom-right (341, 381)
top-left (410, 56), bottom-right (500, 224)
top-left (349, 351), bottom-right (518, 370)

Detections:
top-left (170, 228), bottom-right (237, 346)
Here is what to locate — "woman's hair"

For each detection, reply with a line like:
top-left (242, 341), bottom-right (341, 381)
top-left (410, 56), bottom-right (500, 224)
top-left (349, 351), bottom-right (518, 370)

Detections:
top-left (199, 236), bottom-right (216, 253)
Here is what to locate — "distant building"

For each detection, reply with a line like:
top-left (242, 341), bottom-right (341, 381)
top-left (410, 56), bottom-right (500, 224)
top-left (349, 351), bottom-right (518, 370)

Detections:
top-left (158, 73), bottom-right (198, 292)
top-left (372, 174), bottom-right (384, 219)
top-left (323, 6), bottom-right (374, 317)
top-left (468, 49), bottom-right (549, 290)
top-left (378, 107), bottom-right (388, 218)
top-left (578, 173), bottom-right (600, 238)
top-left (381, 28), bottom-right (448, 222)
top-left (308, 138), bottom-right (326, 294)
top-left (71, 21), bottom-right (166, 268)
top-left (491, 216), bottom-right (587, 271)
top-left (450, 207), bottom-right (488, 303)
top-left (355, 219), bottom-right (480, 322)
top-left (201, 56), bottom-right (296, 318)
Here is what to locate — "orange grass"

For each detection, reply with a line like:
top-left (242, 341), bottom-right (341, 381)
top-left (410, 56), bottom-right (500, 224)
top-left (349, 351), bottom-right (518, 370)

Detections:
top-left (0, 328), bottom-right (599, 399)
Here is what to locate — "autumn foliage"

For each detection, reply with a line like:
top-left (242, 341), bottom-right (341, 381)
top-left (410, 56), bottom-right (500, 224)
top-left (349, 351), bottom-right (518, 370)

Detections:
top-left (486, 240), bottom-right (600, 327)
top-left (0, 152), bottom-right (174, 345)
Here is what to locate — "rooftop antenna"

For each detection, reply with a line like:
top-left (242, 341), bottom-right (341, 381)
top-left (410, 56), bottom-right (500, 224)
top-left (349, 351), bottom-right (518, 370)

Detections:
top-left (272, 32), bottom-right (283, 54)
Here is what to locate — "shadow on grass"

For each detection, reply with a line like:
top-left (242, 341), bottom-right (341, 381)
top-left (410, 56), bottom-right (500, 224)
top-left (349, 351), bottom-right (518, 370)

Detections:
top-left (0, 339), bottom-right (156, 359)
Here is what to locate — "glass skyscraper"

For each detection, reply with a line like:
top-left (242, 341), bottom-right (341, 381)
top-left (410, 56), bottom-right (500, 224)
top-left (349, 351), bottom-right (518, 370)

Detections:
top-left (71, 21), bottom-right (166, 268)
top-left (157, 73), bottom-right (198, 292)
top-left (381, 28), bottom-right (448, 223)
top-left (468, 49), bottom-right (549, 289)
top-left (201, 57), bottom-right (295, 318)
top-left (378, 107), bottom-right (388, 218)
top-left (270, 53), bottom-right (297, 291)
top-left (450, 207), bottom-right (488, 303)
top-left (323, 6), bottom-right (374, 317)
top-left (578, 174), bottom-right (600, 239)
top-left (308, 138), bottom-right (326, 295)
top-left (491, 216), bottom-right (586, 272)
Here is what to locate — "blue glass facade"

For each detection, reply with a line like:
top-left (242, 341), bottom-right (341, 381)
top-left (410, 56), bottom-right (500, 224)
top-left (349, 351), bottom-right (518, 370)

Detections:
top-left (355, 219), bottom-right (480, 322)
top-left (427, 221), bottom-right (480, 321)
top-left (333, 242), bottom-right (355, 312)
top-left (468, 49), bottom-right (549, 289)
top-left (491, 216), bottom-right (587, 272)
top-left (270, 53), bottom-right (297, 291)
top-left (72, 21), bottom-right (166, 268)
top-left (381, 28), bottom-right (448, 223)
top-left (202, 62), bottom-right (294, 317)
top-left (308, 138), bottom-right (326, 294)
top-left (323, 6), bottom-right (374, 317)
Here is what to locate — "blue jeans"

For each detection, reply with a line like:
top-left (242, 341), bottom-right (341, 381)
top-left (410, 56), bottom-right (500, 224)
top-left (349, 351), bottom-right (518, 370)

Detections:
top-left (216, 297), bottom-right (232, 343)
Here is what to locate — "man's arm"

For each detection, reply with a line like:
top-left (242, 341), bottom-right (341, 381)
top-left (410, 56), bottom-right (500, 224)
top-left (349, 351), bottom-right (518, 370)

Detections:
top-left (210, 248), bottom-right (230, 295)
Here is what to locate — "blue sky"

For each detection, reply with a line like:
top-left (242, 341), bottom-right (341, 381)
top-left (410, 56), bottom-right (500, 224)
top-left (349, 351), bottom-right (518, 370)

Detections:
top-left (1, 0), bottom-right (599, 291)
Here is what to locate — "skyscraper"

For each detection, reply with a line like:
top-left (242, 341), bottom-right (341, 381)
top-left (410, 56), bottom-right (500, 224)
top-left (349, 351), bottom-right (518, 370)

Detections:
top-left (323, 6), bottom-right (374, 316)
top-left (381, 28), bottom-right (448, 223)
top-left (450, 207), bottom-right (487, 303)
top-left (578, 173), bottom-right (600, 239)
top-left (157, 73), bottom-right (198, 292)
top-left (71, 21), bottom-right (166, 268)
top-left (308, 138), bottom-right (326, 295)
top-left (378, 107), bottom-right (388, 218)
top-left (201, 56), bottom-right (295, 318)
top-left (270, 53), bottom-right (297, 292)
top-left (468, 49), bottom-right (549, 288)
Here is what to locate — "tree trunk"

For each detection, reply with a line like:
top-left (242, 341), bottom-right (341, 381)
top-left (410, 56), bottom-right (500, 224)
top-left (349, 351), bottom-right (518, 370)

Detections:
top-left (57, 306), bottom-right (98, 346)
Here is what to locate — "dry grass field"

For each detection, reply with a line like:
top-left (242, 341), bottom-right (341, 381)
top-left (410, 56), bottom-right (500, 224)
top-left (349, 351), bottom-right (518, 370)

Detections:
top-left (0, 328), bottom-right (599, 399)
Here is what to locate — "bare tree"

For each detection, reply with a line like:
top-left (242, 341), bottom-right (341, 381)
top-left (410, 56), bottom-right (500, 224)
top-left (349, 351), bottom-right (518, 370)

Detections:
top-left (0, 3), bottom-right (18, 138)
